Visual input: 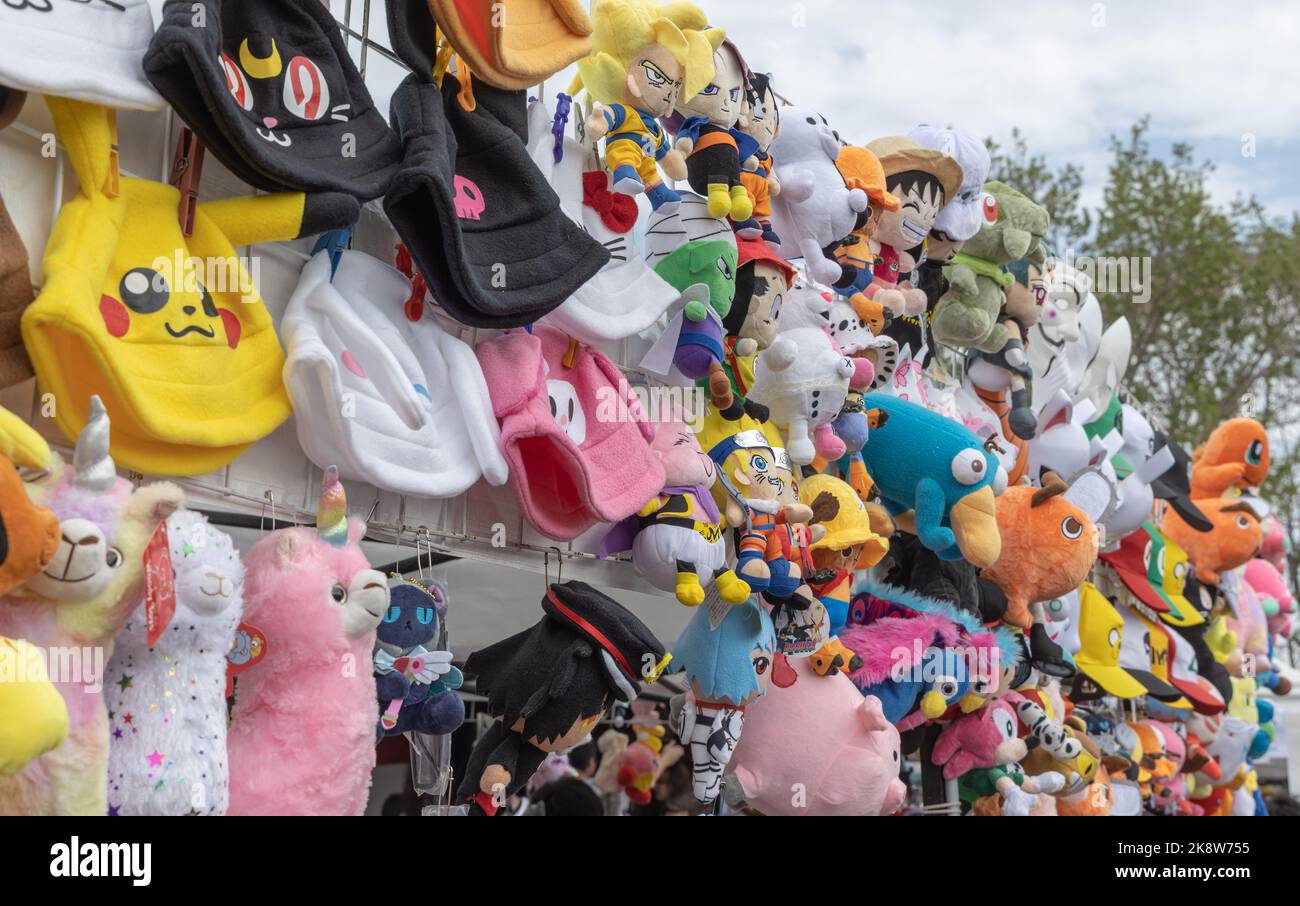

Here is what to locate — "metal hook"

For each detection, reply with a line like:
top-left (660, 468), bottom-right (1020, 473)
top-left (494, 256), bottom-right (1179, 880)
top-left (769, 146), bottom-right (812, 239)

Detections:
top-left (259, 489), bottom-right (277, 533)
top-left (544, 546), bottom-right (564, 588)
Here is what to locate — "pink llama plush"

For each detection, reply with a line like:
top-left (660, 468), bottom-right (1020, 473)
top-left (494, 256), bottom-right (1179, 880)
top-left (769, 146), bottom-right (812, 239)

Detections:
top-left (0, 397), bottom-right (183, 815)
top-left (226, 467), bottom-right (388, 816)
top-left (726, 654), bottom-right (906, 816)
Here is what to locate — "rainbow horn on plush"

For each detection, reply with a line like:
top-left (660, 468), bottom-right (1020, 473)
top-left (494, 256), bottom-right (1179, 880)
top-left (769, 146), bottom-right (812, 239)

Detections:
top-left (316, 465), bottom-right (349, 547)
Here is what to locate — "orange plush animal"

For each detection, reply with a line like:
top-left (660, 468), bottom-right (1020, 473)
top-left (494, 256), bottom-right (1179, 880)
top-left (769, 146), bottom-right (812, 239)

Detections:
top-left (1162, 499), bottom-right (1261, 585)
top-left (982, 471), bottom-right (1104, 630)
top-left (1190, 418), bottom-right (1269, 499)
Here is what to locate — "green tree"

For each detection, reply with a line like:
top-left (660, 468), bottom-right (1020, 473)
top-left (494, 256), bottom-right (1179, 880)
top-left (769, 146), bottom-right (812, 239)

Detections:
top-left (985, 128), bottom-right (1091, 251)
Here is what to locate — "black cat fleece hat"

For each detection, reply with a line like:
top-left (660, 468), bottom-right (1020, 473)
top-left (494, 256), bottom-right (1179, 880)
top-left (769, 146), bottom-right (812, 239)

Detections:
top-left (144, 0), bottom-right (401, 201)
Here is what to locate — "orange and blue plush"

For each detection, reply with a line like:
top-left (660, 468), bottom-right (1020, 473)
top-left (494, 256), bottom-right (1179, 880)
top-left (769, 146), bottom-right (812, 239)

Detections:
top-left (858, 392), bottom-right (1003, 568)
top-left (1190, 417), bottom-right (1269, 499)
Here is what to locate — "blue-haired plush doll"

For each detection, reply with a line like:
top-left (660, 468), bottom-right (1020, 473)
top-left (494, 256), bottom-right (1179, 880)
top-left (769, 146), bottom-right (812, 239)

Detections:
top-left (670, 599), bottom-right (776, 805)
top-left (373, 580), bottom-right (465, 741)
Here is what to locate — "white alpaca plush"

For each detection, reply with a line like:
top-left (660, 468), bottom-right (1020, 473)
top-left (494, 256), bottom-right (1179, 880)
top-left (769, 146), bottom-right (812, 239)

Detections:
top-left (105, 509), bottom-right (244, 816)
top-left (768, 107), bottom-right (868, 285)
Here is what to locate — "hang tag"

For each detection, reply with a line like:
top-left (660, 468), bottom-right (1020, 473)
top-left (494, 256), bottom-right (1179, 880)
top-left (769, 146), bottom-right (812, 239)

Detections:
top-left (704, 585), bottom-right (730, 630)
top-left (143, 521), bottom-right (176, 646)
top-left (225, 621), bottom-right (268, 697)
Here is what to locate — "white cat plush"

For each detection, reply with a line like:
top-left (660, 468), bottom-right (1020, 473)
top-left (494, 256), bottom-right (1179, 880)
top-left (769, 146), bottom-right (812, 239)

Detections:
top-left (768, 107), bottom-right (868, 285)
top-left (105, 509), bottom-right (244, 816)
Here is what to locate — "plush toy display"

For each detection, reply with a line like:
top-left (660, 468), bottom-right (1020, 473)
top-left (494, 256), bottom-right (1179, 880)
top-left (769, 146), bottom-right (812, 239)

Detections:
top-left (226, 468), bottom-right (389, 816)
top-left (601, 417), bottom-right (749, 606)
top-left (1, 0), bottom-right (1295, 824)
top-left (0, 398), bottom-right (183, 815)
top-left (104, 509), bottom-right (243, 816)
top-left (456, 580), bottom-right (667, 815)
top-left (726, 654), bottom-right (907, 816)
top-left (669, 599), bottom-right (775, 804)
top-left (858, 393), bottom-right (1003, 568)
top-left (931, 181), bottom-right (1048, 353)
top-left (373, 580), bottom-right (465, 739)
top-left (576, 0), bottom-right (722, 212)
top-left (767, 107), bottom-right (870, 284)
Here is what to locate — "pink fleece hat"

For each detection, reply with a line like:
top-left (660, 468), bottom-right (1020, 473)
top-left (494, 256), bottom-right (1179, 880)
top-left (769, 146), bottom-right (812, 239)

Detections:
top-left (477, 325), bottom-right (665, 541)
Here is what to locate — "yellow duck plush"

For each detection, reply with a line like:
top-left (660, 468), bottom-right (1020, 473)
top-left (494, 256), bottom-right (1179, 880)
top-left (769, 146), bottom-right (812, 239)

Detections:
top-left (0, 408), bottom-right (68, 776)
top-left (22, 98), bottom-right (357, 475)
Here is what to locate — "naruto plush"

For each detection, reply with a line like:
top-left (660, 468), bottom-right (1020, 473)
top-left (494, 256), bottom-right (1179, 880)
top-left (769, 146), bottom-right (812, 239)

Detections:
top-left (932, 181), bottom-right (1049, 353)
top-left (576, 0), bottom-right (722, 212)
top-left (455, 581), bottom-right (667, 815)
top-left (672, 39), bottom-right (753, 222)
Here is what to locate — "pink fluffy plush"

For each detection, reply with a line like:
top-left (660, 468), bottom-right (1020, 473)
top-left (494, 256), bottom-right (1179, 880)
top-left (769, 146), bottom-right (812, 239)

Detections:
top-left (226, 517), bottom-right (387, 816)
top-left (841, 613), bottom-right (959, 687)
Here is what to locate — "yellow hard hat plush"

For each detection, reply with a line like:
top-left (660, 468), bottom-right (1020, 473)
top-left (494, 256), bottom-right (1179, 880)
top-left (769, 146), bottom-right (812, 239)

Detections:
top-left (21, 97), bottom-right (357, 476)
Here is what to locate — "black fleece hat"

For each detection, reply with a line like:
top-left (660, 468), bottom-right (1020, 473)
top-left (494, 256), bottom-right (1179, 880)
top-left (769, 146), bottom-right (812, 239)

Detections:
top-left (144, 0), bottom-right (400, 201)
top-left (383, 72), bottom-right (608, 328)
top-left (1149, 431), bottom-right (1213, 532)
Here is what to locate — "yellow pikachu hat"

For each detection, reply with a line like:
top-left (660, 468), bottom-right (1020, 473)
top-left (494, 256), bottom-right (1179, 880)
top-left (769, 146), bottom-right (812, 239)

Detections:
top-left (22, 98), bottom-right (354, 476)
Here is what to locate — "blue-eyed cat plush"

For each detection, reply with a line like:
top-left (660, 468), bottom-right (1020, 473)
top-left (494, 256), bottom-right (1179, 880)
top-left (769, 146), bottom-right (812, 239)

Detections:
top-left (373, 580), bottom-right (465, 741)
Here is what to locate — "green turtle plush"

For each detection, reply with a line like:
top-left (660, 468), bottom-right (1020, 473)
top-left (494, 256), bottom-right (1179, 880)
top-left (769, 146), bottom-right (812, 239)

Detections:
top-left (932, 181), bottom-right (1049, 353)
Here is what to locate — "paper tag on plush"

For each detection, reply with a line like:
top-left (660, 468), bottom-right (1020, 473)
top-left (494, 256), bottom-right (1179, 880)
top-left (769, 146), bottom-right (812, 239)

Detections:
top-left (144, 521), bottom-right (176, 646)
top-left (705, 585), bottom-right (730, 630)
top-left (225, 622), bottom-right (268, 697)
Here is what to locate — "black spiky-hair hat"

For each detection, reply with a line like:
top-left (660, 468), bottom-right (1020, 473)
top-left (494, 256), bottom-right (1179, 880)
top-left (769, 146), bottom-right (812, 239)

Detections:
top-left (466, 581), bottom-right (668, 739)
top-left (1149, 431), bottom-right (1213, 532)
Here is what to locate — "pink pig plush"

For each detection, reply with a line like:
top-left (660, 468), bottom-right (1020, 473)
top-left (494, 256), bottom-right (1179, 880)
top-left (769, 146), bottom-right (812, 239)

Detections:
top-left (725, 654), bottom-right (906, 816)
top-left (226, 468), bottom-right (388, 816)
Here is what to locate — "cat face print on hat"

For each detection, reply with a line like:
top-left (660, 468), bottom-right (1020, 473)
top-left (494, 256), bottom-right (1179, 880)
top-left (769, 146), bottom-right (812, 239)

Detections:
top-left (525, 100), bottom-right (679, 345)
top-left (145, 0), bottom-right (401, 200)
top-left (0, 0), bottom-right (164, 111)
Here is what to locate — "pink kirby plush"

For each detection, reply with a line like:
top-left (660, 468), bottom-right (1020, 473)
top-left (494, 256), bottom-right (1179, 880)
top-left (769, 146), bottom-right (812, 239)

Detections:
top-left (726, 653), bottom-right (906, 816)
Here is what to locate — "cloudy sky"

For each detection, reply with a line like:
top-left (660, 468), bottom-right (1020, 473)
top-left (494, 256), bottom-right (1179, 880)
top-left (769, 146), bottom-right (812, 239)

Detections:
top-left (695, 0), bottom-right (1300, 221)
top-left (319, 0), bottom-right (1300, 221)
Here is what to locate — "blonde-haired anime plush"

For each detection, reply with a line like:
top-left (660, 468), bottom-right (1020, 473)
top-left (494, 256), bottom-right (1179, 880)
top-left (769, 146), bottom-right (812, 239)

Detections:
top-left (573, 0), bottom-right (724, 212)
